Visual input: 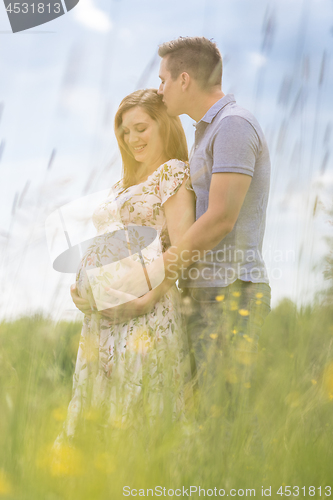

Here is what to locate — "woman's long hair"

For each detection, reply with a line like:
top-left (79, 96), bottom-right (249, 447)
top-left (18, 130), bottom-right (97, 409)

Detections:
top-left (114, 89), bottom-right (188, 189)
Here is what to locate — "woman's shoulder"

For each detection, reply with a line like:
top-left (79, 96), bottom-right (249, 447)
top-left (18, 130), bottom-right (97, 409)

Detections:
top-left (105, 178), bottom-right (124, 198)
top-left (160, 158), bottom-right (189, 169)
top-left (113, 178), bottom-right (123, 188)
top-left (158, 159), bottom-right (192, 205)
top-left (157, 158), bottom-right (190, 176)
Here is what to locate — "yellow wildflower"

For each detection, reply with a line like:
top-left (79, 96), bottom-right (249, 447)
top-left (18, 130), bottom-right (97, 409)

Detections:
top-left (256, 293), bottom-right (263, 298)
top-left (79, 335), bottom-right (99, 362)
top-left (37, 443), bottom-right (84, 477)
top-left (126, 328), bottom-right (153, 354)
top-left (0, 470), bottom-right (12, 496)
top-left (232, 291), bottom-right (241, 297)
top-left (215, 295), bottom-right (225, 302)
top-left (52, 406), bottom-right (67, 422)
top-left (239, 309), bottom-right (250, 316)
top-left (50, 445), bottom-right (83, 477)
top-left (210, 333), bottom-right (218, 339)
top-left (256, 300), bottom-right (262, 305)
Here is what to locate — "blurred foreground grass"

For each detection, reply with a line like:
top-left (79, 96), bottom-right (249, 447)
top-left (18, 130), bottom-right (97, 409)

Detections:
top-left (0, 299), bottom-right (333, 499)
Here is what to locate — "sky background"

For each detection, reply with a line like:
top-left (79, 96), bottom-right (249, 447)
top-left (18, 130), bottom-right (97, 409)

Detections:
top-left (0, 0), bottom-right (332, 321)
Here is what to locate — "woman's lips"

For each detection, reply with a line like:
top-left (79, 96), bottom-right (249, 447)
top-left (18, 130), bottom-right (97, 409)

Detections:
top-left (133, 145), bottom-right (146, 153)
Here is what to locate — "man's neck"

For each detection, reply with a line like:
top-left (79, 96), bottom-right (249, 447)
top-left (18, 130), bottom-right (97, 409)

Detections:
top-left (189, 89), bottom-right (225, 123)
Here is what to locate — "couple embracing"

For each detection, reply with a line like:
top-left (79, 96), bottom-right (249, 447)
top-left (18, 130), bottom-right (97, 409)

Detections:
top-left (65, 36), bottom-right (271, 438)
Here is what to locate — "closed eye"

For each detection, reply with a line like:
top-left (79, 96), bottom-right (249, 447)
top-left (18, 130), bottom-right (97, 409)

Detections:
top-left (122, 124), bottom-right (147, 135)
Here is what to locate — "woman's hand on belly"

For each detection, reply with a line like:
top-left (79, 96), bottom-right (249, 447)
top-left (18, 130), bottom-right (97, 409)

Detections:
top-left (99, 276), bottom-right (173, 324)
top-left (70, 284), bottom-right (94, 315)
top-left (99, 294), bottom-right (149, 324)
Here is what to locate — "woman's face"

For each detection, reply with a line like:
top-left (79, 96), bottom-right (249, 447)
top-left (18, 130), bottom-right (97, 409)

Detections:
top-left (121, 106), bottom-right (166, 170)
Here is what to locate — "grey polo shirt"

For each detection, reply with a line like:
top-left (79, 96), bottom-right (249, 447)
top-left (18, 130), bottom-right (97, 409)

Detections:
top-left (179, 94), bottom-right (271, 288)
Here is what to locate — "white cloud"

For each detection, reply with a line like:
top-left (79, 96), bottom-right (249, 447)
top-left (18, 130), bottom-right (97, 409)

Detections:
top-left (73, 0), bottom-right (112, 32)
top-left (249, 51), bottom-right (267, 69)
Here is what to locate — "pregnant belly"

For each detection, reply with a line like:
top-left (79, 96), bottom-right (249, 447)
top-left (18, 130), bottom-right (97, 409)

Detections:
top-left (75, 229), bottom-right (163, 310)
top-left (75, 231), bottom-right (130, 304)
top-left (75, 252), bottom-right (97, 304)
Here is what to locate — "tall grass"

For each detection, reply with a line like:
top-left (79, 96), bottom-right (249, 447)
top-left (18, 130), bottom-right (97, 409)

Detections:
top-left (0, 297), bottom-right (333, 499)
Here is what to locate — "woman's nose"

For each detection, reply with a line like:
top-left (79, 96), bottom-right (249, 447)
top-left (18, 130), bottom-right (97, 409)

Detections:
top-left (128, 131), bottom-right (138, 145)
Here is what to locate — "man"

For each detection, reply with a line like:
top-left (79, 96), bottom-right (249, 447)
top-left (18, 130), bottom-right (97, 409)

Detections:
top-left (156, 36), bottom-right (271, 417)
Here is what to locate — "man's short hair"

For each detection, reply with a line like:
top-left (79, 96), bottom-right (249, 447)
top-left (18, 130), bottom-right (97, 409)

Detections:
top-left (158, 37), bottom-right (222, 90)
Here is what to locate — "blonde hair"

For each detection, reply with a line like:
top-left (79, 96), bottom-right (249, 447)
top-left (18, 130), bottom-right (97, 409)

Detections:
top-left (114, 89), bottom-right (188, 189)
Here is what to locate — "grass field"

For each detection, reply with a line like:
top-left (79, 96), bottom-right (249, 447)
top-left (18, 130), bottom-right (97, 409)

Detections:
top-left (0, 295), bottom-right (333, 499)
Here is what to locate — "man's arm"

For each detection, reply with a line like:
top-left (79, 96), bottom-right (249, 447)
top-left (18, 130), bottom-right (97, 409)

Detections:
top-left (96, 172), bottom-right (251, 322)
top-left (141, 116), bottom-right (258, 306)
top-left (125, 171), bottom-right (252, 318)
top-left (163, 171), bottom-right (252, 278)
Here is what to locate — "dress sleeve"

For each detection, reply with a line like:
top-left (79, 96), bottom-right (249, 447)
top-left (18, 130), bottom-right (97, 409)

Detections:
top-left (159, 159), bottom-right (192, 206)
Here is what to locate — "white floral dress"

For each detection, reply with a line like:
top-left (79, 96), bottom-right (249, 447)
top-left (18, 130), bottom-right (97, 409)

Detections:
top-left (63, 159), bottom-right (193, 436)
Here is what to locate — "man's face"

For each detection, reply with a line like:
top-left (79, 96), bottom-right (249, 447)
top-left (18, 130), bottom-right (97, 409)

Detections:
top-left (158, 57), bottom-right (184, 116)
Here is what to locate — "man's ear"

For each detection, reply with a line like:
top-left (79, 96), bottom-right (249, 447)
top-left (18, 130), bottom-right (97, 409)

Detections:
top-left (180, 72), bottom-right (191, 92)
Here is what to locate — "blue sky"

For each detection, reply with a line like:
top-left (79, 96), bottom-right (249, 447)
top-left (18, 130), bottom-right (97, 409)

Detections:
top-left (0, 0), bottom-right (332, 319)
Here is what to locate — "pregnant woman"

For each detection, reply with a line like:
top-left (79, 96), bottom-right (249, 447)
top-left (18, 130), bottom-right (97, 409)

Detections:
top-left (60, 89), bottom-right (195, 439)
